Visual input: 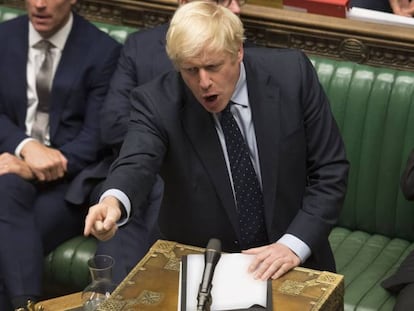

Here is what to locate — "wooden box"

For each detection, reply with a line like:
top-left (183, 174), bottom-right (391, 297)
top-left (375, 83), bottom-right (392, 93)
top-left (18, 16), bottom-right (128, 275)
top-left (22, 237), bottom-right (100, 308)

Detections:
top-left (97, 240), bottom-right (344, 311)
top-left (283, 0), bottom-right (349, 18)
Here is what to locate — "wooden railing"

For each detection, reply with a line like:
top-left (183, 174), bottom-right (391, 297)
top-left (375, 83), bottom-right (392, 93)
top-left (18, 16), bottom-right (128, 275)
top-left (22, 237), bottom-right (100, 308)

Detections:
top-left (3, 0), bottom-right (414, 71)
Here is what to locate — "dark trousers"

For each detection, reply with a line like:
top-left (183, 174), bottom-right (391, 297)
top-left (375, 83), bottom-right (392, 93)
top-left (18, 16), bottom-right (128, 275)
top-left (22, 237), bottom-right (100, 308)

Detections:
top-left (393, 283), bottom-right (414, 311)
top-left (382, 250), bottom-right (414, 310)
top-left (0, 174), bottom-right (86, 309)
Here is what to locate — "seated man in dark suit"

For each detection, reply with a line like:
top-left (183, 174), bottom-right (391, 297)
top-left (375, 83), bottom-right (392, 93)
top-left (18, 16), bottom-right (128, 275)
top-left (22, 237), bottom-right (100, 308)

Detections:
top-left (97, 0), bottom-right (246, 283)
top-left (381, 149), bottom-right (414, 310)
top-left (85, 1), bottom-right (349, 282)
top-left (0, 0), bottom-right (121, 309)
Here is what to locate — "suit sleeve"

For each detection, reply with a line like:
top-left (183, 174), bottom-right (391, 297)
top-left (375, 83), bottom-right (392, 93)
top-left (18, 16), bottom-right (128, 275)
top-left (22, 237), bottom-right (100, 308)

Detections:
top-left (99, 34), bottom-right (141, 147)
top-left (401, 149), bottom-right (414, 200)
top-left (286, 51), bottom-right (349, 252)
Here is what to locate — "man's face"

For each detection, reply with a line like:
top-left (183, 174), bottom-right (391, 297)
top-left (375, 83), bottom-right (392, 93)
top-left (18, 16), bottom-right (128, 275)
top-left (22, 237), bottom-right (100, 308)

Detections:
top-left (26, 0), bottom-right (76, 38)
top-left (180, 47), bottom-right (243, 114)
top-left (180, 0), bottom-right (242, 15)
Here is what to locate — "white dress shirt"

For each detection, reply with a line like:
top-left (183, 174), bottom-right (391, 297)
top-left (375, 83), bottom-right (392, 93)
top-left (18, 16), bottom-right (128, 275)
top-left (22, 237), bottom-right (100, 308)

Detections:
top-left (15, 13), bottom-right (73, 156)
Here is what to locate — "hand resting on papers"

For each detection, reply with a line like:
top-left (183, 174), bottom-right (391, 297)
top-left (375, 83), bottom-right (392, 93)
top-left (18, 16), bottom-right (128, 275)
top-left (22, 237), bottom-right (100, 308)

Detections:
top-left (243, 242), bottom-right (301, 281)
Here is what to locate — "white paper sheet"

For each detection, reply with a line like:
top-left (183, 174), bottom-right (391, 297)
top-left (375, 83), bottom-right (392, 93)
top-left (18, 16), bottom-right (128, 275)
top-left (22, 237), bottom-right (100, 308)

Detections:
top-left (178, 253), bottom-right (268, 311)
top-left (347, 7), bottom-right (414, 28)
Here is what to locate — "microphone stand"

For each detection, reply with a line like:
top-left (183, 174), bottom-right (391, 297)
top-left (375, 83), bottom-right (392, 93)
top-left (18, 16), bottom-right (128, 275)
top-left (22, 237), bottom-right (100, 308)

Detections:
top-left (196, 290), bottom-right (212, 311)
top-left (197, 238), bottom-right (221, 311)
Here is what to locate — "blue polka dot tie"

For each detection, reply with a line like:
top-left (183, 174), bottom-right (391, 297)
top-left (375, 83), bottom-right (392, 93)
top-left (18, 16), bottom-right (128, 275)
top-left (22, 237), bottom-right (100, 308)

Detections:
top-left (220, 102), bottom-right (267, 249)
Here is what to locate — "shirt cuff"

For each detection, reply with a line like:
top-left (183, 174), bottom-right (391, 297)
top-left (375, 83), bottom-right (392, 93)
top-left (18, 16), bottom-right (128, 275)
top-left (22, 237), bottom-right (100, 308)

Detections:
top-left (277, 234), bottom-right (311, 263)
top-left (15, 138), bottom-right (36, 159)
top-left (100, 189), bottom-right (131, 226)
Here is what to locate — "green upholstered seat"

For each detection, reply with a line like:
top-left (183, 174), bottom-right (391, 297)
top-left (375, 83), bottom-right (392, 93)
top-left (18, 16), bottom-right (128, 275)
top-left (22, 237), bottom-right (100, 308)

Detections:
top-left (0, 6), bottom-right (23, 22)
top-left (312, 57), bottom-right (414, 311)
top-left (43, 236), bottom-right (97, 296)
top-left (93, 21), bottom-right (137, 44)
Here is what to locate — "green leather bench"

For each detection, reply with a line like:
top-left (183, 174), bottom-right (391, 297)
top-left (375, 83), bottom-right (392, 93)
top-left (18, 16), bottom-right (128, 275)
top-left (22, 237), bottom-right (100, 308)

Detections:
top-left (313, 58), bottom-right (414, 311)
top-left (2, 5), bottom-right (414, 310)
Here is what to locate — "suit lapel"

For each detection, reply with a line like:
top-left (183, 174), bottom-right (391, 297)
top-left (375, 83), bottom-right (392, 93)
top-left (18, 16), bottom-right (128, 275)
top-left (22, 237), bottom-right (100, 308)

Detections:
top-left (244, 54), bottom-right (281, 233)
top-left (151, 24), bottom-right (172, 77)
top-left (49, 13), bottom-right (84, 139)
top-left (182, 88), bottom-right (241, 237)
top-left (6, 17), bottom-right (30, 126)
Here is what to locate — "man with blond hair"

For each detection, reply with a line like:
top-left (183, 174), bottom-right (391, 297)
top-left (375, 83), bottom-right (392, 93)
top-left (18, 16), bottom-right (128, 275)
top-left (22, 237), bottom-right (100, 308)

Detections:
top-left (97, 0), bottom-right (247, 283)
top-left (89, 1), bottom-right (349, 280)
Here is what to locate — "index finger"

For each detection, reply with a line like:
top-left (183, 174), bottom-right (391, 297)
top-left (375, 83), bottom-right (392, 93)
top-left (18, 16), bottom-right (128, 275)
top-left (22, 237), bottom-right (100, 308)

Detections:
top-left (84, 207), bottom-right (100, 236)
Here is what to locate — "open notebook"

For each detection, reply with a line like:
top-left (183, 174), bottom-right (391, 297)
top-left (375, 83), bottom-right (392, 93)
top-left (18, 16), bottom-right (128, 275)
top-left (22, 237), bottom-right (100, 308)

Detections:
top-left (178, 253), bottom-right (272, 311)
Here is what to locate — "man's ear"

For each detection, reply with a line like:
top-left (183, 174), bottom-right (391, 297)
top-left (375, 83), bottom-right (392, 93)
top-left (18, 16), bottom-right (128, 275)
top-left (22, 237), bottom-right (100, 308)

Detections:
top-left (238, 44), bottom-right (244, 63)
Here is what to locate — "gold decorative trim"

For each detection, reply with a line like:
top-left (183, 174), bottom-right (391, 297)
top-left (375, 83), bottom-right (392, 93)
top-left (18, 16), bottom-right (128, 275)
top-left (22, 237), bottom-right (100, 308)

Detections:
top-left (164, 256), bottom-right (180, 271)
top-left (97, 298), bottom-right (126, 311)
top-left (153, 239), bottom-right (176, 254)
top-left (279, 280), bottom-right (306, 295)
top-left (137, 290), bottom-right (164, 305)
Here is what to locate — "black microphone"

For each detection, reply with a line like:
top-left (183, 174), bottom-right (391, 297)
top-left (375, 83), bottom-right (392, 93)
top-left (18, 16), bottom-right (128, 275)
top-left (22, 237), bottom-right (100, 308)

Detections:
top-left (197, 238), bottom-right (222, 311)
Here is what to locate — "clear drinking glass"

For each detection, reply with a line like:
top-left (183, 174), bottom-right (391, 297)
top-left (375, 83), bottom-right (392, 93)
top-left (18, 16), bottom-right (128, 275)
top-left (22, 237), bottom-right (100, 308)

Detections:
top-left (81, 255), bottom-right (117, 311)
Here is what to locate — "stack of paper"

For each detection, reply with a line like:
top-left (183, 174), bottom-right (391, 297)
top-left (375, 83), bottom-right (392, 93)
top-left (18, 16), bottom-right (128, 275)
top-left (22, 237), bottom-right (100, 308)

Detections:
top-left (178, 253), bottom-right (271, 311)
top-left (347, 7), bottom-right (414, 28)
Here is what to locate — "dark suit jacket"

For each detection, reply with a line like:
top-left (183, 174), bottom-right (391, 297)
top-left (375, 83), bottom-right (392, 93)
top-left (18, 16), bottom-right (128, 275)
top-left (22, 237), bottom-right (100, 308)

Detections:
top-left (401, 149), bottom-right (414, 200)
top-left (102, 48), bottom-right (349, 272)
top-left (101, 23), bottom-right (171, 147)
top-left (0, 13), bottom-right (121, 204)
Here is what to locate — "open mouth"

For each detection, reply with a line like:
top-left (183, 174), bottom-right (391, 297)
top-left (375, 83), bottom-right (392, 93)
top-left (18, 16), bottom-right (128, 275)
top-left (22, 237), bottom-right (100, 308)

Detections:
top-left (205, 95), bottom-right (218, 102)
top-left (33, 14), bottom-right (51, 21)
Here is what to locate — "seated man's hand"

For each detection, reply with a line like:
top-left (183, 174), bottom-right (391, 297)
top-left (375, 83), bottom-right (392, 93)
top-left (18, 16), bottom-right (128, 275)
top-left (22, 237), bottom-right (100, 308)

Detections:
top-left (389, 0), bottom-right (414, 16)
top-left (84, 196), bottom-right (122, 241)
top-left (20, 140), bottom-right (67, 182)
top-left (243, 242), bottom-right (301, 281)
top-left (0, 152), bottom-right (34, 180)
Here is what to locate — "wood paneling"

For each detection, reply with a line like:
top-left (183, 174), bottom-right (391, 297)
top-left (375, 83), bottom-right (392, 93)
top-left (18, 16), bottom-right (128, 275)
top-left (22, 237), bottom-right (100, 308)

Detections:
top-left (3, 0), bottom-right (414, 71)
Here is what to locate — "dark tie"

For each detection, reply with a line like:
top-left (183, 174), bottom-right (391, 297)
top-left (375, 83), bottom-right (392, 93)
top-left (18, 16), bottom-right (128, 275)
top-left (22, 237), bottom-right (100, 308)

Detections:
top-left (32, 40), bottom-right (53, 143)
top-left (220, 102), bottom-right (267, 249)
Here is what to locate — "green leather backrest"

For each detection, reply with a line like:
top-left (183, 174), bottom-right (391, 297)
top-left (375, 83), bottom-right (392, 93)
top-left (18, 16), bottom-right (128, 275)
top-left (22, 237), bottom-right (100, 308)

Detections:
top-left (311, 56), bottom-right (414, 241)
top-left (93, 21), bottom-right (137, 44)
top-left (0, 6), bottom-right (23, 22)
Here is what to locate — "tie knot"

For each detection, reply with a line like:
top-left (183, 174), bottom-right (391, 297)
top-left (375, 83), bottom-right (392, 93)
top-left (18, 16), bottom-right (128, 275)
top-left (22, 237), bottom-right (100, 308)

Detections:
top-left (33, 40), bottom-right (53, 51)
top-left (221, 102), bottom-right (233, 116)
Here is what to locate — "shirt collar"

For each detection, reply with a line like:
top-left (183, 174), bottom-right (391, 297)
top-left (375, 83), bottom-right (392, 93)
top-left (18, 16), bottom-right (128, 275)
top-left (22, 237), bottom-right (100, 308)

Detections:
top-left (29, 12), bottom-right (73, 51)
top-left (231, 62), bottom-right (248, 108)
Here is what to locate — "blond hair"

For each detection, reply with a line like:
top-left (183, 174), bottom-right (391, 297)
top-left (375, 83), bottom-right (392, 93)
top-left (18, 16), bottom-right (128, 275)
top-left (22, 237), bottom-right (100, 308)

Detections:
top-left (166, 1), bottom-right (245, 69)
